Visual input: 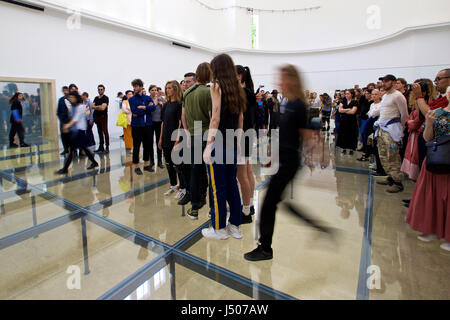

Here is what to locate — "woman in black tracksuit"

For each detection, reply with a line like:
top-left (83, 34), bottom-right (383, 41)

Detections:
top-left (244, 65), bottom-right (331, 261)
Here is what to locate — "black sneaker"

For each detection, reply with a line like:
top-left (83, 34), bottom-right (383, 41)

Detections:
top-left (94, 147), bottom-right (104, 154)
top-left (9, 143), bottom-right (19, 148)
top-left (135, 168), bottom-right (143, 175)
top-left (144, 166), bottom-right (155, 172)
top-left (158, 162), bottom-right (165, 169)
top-left (20, 143), bottom-right (30, 148)
top-left (349, 150), bottom-right (354, 156)
top-left (241, 212), bottom-right (253, 224)
top-left (105, 147), bottom-right (110, 154)
top-left (16, 188), bottom-right (31, 196)
top-left (250, 206), bottom-right (255, 216)
top-left (55, 168), bottom-right (68, 175)
top-left (187, 208), bottom-right (199, 220)
top-left (178, 192), bottom-right (191, 205)
top-left (244, 245), bottom-right (273, 262)
top-left (402, 199), bottom-right (411, 204)
top-left (87, 162), bottom-right (99, 170)
top-left (60, 150), bottom-right (69, 155)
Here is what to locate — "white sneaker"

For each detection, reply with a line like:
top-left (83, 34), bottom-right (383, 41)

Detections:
top-left (164, 186), bottom-right (178, 196)
top-left (417, 234), bottom-right (439, 242)
top-left (175, 189), bottom-right (186, 200)
top-left (226, 223), bottom-right (243, 239)
top-left (440, 242), bottom-right (450, 251)
top-left (201, 227), bottom-right (229, 240)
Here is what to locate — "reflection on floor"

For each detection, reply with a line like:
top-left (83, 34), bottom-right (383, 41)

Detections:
top-left (0, 133), bottom-right (449, 300)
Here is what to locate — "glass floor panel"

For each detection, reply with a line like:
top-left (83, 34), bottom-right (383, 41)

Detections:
top-left (125, 263), bottom-right (250, 300)
top-left (0, 219), bottom-right (164, 300)
top-left (186, 168), bottom-right (368, 300)
top-left (0, 193), bottom-right (72, 239)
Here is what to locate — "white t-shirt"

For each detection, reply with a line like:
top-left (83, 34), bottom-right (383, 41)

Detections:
top-left (379, 90), bottom-right (408, 124)
top-left (368, 102), bottom-right (382, 118)
top-left (72, 104), bottom-right (87, 131)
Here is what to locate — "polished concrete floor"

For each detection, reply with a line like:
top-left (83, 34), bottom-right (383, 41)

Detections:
top-left (0, 132), bottom-right (449, 300)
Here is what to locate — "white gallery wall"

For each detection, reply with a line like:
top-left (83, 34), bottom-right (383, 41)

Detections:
top-left (232, 24), bottom-right (450, 94)
top-left (0, 0), bottom-right (449, 136)
top-left (0, 1), bottom-right (213, 136)
top-left (31, 0), bottom-right (450, 51)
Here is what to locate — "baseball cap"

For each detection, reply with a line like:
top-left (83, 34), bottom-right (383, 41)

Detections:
top-left (378, 74), bottom-right (397, 82)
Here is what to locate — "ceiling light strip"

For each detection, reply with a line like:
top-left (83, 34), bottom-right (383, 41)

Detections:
top-left (193, 0), bottom-right (321, 13)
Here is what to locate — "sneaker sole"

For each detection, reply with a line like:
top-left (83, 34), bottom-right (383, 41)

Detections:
top-left (244, 254), bottom-right (273, 262)
top-left (187, 214), bottom-right (198, 220)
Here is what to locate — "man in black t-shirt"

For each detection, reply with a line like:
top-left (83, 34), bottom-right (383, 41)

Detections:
top-left (93, 84), bottom-right (110, 153)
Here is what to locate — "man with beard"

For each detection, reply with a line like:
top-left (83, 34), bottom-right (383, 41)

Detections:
top-left (375, 75), bottom-right (408, 193)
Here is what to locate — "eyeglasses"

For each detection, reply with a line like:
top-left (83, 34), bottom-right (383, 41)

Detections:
top-left (435, 76), bottom-right (450, 82)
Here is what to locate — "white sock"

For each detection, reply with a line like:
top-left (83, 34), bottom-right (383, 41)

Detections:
top-left (243, 205), bottom-right (251, 216)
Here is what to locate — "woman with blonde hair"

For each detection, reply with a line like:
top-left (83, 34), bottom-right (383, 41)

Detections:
top-left (121, 90), bottom-right (134, 152)
top-left (158, 80), bottom-right (185, 196)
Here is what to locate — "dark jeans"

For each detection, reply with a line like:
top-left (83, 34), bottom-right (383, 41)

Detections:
top-left (132, 126), bottom-right (150, 165)
top-left (190, 139), bottom-right (208, 210)
top-left (9, 121), bottom-right (25, 145)
top-left (259, 148), bottom-right (299, 250)
top-left (149, 121), bottom-right (163, 165)
top-left (163, 145), bottom-right (178, 187)
top-left (94, 115), bottom-right (109, 148)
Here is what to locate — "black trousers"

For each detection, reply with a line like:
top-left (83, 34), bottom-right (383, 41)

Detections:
top-left (163, 145), bottom-right (178, 187)
top-left (259, 149), bottom-right (300, 250)
top-left (190, 139), bottom-right (208, 210)
top-left (132, 126), bottom-right (151, 165)
top-left (60, 123), bottom-right (70, 152)
top-left (9, 121), bottom-right (25, 145)
top-left (63, 131), bottom-right (97, 171)
top-left (149, 121), bottom-right (163, 165)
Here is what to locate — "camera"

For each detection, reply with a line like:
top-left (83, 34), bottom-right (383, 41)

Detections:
top-left (407, 81), bottom-right (428, 93)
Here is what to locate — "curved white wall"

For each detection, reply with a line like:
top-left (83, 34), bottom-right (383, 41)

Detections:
top-left (31, 0), bottom-right (450, 52)
top-left (1, 0), bottom-right (449, 106)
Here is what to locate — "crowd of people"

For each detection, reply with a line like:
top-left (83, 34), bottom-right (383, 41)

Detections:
top-left (49, 61), bottom-right (449, 259)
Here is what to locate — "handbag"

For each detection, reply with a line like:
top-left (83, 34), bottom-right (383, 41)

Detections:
top-left (425, 135), bottom-right (450, 174)
top-left (116, 112), bottom-right (128, 128)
